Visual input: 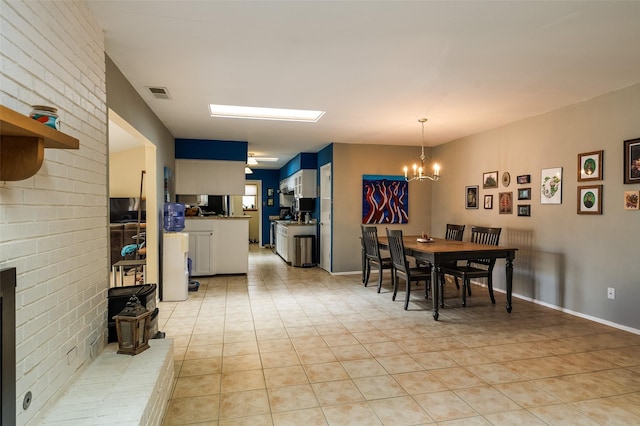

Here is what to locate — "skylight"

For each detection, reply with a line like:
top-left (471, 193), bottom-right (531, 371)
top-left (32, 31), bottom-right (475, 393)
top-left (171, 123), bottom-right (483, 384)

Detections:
top-left (209, 104), bottom-right (325, 122)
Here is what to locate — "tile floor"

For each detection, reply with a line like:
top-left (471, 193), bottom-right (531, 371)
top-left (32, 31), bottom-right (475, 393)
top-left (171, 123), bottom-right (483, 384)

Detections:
top-left (159, 245), bottom-right (640, 425)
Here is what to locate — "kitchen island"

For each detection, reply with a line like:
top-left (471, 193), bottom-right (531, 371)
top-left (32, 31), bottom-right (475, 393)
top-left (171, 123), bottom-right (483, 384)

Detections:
top-left (183, 216), bottom-right (249, 275)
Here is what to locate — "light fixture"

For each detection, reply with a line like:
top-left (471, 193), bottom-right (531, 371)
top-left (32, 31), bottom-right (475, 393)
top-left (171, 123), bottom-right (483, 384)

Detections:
top-left (403, 118), bottom-right (440, 182)
top-left (245, 166), bottom-right (253, 174)
top-left (209, 104), bottom-right (325, 122)
top-left (247, 153), bottom-right (258, 166)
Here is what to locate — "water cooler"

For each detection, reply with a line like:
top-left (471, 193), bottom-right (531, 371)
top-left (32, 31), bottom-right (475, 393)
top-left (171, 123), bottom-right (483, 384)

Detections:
top-left (162, 203), bottom-right (189, 301)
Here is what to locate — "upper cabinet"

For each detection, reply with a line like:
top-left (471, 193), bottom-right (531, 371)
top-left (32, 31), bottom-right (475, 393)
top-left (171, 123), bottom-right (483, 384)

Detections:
top-left (0, 105), bottom-right (79, 181)
top-left (294, 170), bottom-right (317, 198)
top-left (175, 159), bottom-right (245, 195)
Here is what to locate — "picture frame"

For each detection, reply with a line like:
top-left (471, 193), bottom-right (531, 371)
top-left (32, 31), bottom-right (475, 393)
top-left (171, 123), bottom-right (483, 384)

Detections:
top-left (517, 204), bottom-right (531, 217)
top-left (541, 167), bottom-right (562, 204)
top-left (623, 137), bottom-right (640, 184)
top-left (624, 191), bottom-right (639, 210)
top-left (517, 174), bottom-right (530, 184)
top-left (465, 186), bottom-right (479, 209)
top-left (517, 187), bottom-right (531, 200)
top-left (267, 188), bottom-right (274, 197)
top-left (267, 197), bottom-right (274, 206)
top-left (483, 171), bottom-right (498, 189)
top-left (498, 192), bottom-right (513, 214)
top-left (577, 185), bottom-right (603, 214)
top-left (484, 194), bottom-right (493, 209)
top-left (578, 150), bottom-right (603, 181)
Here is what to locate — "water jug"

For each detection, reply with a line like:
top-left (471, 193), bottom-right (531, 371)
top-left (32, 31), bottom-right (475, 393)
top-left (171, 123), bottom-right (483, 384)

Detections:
top-left (163, 203), bottom-right (185, 232)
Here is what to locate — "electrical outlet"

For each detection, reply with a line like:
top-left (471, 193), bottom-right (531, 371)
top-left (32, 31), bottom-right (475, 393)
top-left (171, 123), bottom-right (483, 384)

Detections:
top-left (607, 287), bottom-right (615, 300)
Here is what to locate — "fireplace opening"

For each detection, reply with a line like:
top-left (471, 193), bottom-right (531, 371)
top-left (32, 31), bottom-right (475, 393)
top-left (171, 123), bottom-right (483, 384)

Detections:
top-left (1, 267), bottom-right (17, 425)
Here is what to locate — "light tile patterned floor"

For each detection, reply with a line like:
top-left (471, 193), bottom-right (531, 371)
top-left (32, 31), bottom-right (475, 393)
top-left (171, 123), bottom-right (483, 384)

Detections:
top-left (160, 245), bottom-right (640, 425)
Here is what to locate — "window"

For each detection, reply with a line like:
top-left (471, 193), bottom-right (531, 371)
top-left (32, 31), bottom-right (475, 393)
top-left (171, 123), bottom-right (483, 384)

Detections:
top-left (243, 184), bottom-right (258, 209)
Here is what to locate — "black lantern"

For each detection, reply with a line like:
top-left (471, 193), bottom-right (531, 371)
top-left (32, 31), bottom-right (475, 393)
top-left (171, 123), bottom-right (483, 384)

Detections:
top-left (113, 295), bottom-right (151, 355)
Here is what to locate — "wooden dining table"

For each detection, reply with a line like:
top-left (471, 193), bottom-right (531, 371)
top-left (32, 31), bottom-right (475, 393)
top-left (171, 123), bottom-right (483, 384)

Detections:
top-left (377, 236), bottom-right (517, 320)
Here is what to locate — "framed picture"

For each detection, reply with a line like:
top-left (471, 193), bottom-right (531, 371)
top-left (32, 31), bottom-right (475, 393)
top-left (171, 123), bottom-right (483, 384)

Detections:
top-left (498, 192), bottom-right (513, 214)
top-left (577, 185), bottom-right (603, 214)
top-left (267, 197), bottom-right (274, 206)
top-left (517, 205), bottom-right (531, 217)
top-left (517, 187), bottom-right (531, 200)
top-left (267, 188), bottom-right (274, 197)
top-left (517, 174), bottom-right (530, 184)
top-left (502, 172), bottom-right (511, 187)
top-left (541, 167), bottom-right (562, 204)
top-left (483, 171), bottom-right (498, 189)
top-left (623, 137), bottom-right (640, 184)
top-left (466, 186), bottom-right (479, 209)
top-left (624, 191), bottom-right (639, 210)
top-left (484, 194), bottom-right (493, 209)
top-left (578, 150), bottom-right (603, 181)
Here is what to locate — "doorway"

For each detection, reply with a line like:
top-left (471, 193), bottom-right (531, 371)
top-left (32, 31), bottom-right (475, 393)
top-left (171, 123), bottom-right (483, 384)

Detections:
top-left (108, 110), bottom-right (158, 285)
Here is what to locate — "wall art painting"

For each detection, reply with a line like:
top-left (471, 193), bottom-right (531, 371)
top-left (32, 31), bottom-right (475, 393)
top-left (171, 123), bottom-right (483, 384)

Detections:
top-left (517, 174), bottom-right (530, 184)
top-left (484, 194), bottom-right (493, 209)
top-left (577, 185), bottom-right (602, 214)
top-left (362, 175), bottom-right (408, 224)
top-left (624, 191), bottom-right (639, 210)
top-left (517, 205), bottom-right (531, 217)
top-left (466, 186), bottom-right (479, 209)
top-left (578, 150), bottom-right (603, 181)
top-left (483, 171), bottom-right (498, 189)
top-left (541, 167), bottom-right (562, 204)
top-left (623, 137), bottom-right (640, 184)
top-left (499, 192), bottom-right (513, 214)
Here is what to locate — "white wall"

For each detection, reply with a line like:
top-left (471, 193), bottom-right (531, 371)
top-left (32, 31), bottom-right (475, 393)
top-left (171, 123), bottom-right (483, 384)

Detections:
top-left (0, 1), bottom-right (108, 423)
top-left (432, 83), bottom-right (640, 331)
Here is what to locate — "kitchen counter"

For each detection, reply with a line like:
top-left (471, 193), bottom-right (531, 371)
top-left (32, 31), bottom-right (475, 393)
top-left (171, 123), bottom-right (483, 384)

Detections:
top-left (186, 215), bottom-right (250, 219)
top-left (275, 220), bottom-right (317, 227)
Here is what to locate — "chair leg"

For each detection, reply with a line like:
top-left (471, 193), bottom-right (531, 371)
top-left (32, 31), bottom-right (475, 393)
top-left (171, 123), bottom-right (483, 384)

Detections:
top-left (392, 272), bottom-right (399, 301)
top-left (488, 276), bottom-right (496, 304)
top-left (404, 278), bottom-right (411, 310)
top-left (376, 264), bottom-right (384, 293)
top-left (467, 279), bottom-right (472, 296)
top-left (439, 274), bottom-right (445, 308)
top-left (462, 278), bottom-right (468, 307)
top-left (454, 276), bottom-right (460, 289)
top-left (363, 261), bottom-right (371, 287)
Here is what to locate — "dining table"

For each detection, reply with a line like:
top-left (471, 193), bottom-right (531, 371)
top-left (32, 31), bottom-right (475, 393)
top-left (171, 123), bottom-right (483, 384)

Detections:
top-left (377, 235), bottom-right (517, 320)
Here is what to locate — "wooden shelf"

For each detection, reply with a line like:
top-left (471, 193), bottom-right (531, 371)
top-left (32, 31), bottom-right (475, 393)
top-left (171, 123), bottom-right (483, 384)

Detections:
top-left (1, 105), bottom-right (79, 181)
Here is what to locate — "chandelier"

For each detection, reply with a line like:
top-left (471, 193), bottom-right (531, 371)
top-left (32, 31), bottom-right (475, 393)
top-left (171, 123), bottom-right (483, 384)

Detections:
top-left (403, 118), bottom-right (440, 182)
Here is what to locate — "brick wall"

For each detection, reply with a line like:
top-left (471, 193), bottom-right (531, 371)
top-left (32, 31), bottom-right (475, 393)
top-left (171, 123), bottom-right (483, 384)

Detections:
top-left (0, 1), bottom-right (108, 424)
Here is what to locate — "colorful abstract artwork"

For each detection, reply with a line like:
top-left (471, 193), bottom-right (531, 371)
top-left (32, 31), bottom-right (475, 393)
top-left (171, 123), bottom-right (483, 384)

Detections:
top-left (362, 175), bottom-right (408, 224)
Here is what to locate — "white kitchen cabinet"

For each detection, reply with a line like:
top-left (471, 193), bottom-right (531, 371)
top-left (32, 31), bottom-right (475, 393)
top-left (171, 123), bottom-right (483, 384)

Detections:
top-left (293, 170), bottom-right (317, 198)
top-left (188, 231), bottom-right (215, 276)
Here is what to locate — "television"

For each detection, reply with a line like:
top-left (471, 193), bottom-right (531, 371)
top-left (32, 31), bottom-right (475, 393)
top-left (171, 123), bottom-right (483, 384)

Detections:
top-left (298, 197), bottom-right (315, 212)
top-left (110, 197), bottom-right (146, 223)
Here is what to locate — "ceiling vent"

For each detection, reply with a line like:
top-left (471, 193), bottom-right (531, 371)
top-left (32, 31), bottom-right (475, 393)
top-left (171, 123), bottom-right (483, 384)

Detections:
top-left (147, 86), bottom-right (171, 100)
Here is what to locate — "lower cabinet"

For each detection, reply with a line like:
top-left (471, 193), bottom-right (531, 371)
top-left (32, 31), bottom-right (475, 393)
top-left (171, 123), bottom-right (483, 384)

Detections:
top-left (184, 218), bottom-right (249, 276)
top-left (188, 231), bottom-right (214, 276)
top-left (275, 222), bottom-right (316, 264)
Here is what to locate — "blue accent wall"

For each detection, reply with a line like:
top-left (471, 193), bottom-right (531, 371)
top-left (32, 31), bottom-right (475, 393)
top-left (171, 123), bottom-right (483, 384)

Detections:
top-left (318, 144), bottom-right (333, 167)
top-left (175, 139), bottom-right (247, 161)
top-left (280, 153), bottom-right (318, 179)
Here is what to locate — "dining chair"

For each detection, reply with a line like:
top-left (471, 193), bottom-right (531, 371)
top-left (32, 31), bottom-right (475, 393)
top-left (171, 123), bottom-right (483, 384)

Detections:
top-left (438, 226), bottom-right (501, 307)
top-left (437, 224), bottom-right (466, 306)
top-left (361, 225), bottom-right (394, 293)
top-left (385, 229), bottom-right (432, 310)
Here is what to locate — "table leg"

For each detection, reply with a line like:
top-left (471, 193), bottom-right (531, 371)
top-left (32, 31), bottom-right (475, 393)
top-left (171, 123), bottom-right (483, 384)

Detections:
top-left (119, 267), bottom-right (124, 287)
top-left (506, 256), bottom-right (514, 313)
top-left (432, 264), bottom-right (439, 321)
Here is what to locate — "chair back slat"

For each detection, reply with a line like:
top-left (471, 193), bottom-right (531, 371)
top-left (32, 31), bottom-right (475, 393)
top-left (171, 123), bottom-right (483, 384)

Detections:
top-left (361, 225), bottom-right (382, 261)
top-left (385, 229), bottom-right (409, 274)
top-left (445, 224), bottom-right (465, 241)
top-left (469, 226), bottom-right (502, 267)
